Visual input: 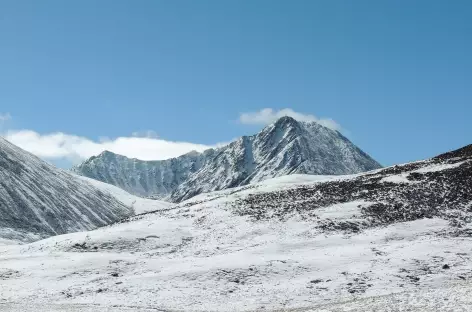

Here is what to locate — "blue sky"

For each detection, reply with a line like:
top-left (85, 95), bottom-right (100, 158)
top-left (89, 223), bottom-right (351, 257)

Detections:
top-left (0, 0), bottom-right (470, 167)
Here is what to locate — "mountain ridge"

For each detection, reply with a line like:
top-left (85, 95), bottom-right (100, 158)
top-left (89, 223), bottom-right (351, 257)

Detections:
top-left (73, 116), bottom-right (382, 202)
top-left (0, 137), bottom-right (135, 242)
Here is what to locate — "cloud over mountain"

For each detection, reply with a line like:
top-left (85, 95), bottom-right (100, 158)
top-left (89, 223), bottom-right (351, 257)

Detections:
top-left (239, 108), bottom-right (341, 131)
top-left (3, 130), bottom-right (214, 163)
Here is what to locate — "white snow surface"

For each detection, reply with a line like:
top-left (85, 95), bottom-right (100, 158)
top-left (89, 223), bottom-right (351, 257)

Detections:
top-left (178, 173), bottom-right (345, 204)
top-left (412, 160), bottom-right (466, 173)
top-left (76, 176), bottom-right (172, 214)
top-left (380, 174), bottom-right (412, 184)
top-left (0, 238), bottom-right (19, 246)
top-left (1, 169), bottom-right (471, 311)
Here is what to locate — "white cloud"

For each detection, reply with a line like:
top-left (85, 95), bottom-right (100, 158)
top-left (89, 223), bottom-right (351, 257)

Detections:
top-left (239, 108), bottom-right (341, 131)
top-left (3, 130), bottom-right (216, 163)
top-left (131, 130), bottom-right (159, 139)
top-left (0, 113), bottom-right (11, 123)
top-left (1, 109), bottom-right (340, 166)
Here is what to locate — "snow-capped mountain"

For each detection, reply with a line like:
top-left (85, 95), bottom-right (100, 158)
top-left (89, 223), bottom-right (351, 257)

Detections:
top-left (74, 116), bottom-right (381, 202)
top-left (72, 149), bottom-right (218, 199)
top-left (170, 116), bottom-right (381, 201)
top-left (2, 144), bottom-right (471, 311)
top-left (0, 137), bottom-right (142, 242)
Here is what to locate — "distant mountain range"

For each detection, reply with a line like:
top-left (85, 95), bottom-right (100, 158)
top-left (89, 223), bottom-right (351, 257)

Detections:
top-left (73, 116), bottom-right (382, 202)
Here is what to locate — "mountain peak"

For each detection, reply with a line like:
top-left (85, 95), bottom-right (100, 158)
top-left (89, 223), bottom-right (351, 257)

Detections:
top-left (100, 150), bottom-right (115, 155)
top-left (270, 116), bottom-right (305, 131)
top-left (273, 115), bottom-right (299, 125)
top-left (98, 150), bottom-right (117, 158)
top-left (270, 115), bottom-right (337, 134)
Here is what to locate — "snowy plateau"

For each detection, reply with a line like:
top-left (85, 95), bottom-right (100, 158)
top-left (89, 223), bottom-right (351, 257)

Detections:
top-left (1, 123), bottom-right (472, 311)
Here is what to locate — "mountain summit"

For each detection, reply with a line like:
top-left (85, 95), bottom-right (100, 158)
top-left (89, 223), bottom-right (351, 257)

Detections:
top-left (73, 117), bottom-right (381, 202)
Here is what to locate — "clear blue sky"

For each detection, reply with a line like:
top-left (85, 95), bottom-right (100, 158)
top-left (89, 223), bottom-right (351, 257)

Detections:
top-left (0, 0), bottom-right (470, 166)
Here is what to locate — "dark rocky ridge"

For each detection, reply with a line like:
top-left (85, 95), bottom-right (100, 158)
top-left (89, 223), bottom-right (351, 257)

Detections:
top-left (231, 144), bottom-right (472, 232)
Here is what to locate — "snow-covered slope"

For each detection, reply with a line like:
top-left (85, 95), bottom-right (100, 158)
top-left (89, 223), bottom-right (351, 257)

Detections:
top-left (73, 117), bottom-right (381, 202)
top-left (76, 176), bottom-right (172, 215)
top-left (0, 137), bottom-right (134, 242)
top-left (1, 144), bottom-right (470, 311)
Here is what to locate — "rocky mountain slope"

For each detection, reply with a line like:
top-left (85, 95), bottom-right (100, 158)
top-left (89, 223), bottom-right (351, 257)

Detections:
top-left (170, 116), bottom-right (381, 202)
top-left (72, 149), bottom-right (217, 199)
top-left (0, 137), bottom-right (168, 242)
top-left (1, 144), bottom-right (470, 311)
top-left (73, 117), bottom-right (381, 202)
